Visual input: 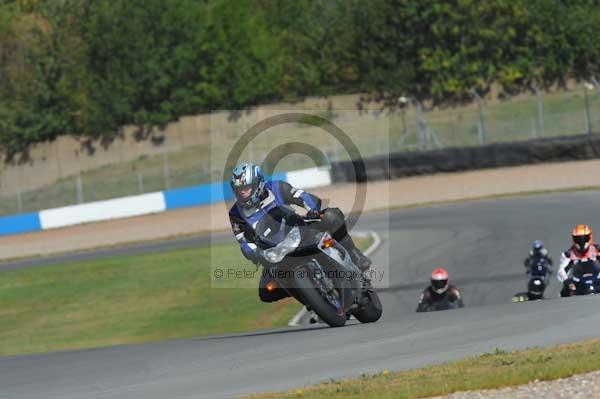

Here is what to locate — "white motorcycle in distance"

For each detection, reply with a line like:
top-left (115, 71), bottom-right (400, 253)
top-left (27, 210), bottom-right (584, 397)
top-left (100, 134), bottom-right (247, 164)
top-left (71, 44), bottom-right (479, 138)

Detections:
top-left (254, 206), bottom-right (382, 327)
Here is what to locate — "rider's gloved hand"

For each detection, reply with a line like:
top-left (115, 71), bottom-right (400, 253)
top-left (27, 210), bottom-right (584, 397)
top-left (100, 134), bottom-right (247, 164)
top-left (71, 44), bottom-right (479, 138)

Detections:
top-left (306, 209), bottom-right (321, 220)
top-left (247, 251), bottom-right (260, 264)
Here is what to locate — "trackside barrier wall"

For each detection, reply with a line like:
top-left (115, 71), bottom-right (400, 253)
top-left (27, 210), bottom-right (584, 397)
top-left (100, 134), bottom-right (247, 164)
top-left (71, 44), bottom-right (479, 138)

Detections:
top-left (5, 131), bottom-right (598, 237)
top-left (285, 167), bottom-right (331, 189)
top-left (0, 169), bottom-right (327, 236)
top-left (39, 193), bottom-right (167, 230)
top-left (0, 212), bottom-right (42, 236)
top-left (331, 134), bottom-right (600, 183)
top-left (162, 172), bottom-right (287, 210)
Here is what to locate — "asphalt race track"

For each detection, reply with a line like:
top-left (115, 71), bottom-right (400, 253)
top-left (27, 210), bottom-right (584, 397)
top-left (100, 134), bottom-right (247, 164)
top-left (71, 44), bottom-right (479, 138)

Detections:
top-left (3, 191), bottom-right (600, 399)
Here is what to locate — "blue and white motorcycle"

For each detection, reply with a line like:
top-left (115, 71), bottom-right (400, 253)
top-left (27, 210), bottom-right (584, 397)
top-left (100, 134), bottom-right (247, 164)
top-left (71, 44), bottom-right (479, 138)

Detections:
top-left (568, 260), bottom-right (600, 296)
top-left (254, 205), bottom-right (382, 327)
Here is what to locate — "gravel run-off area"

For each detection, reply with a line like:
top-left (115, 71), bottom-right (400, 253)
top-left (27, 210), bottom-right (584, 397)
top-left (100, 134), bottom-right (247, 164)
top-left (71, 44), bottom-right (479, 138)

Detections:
top-left (434, 370), bottom-right (600, 399)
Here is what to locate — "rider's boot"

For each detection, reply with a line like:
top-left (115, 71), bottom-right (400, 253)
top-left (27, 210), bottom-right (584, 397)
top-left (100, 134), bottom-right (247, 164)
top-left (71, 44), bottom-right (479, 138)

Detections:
top-left (559, 280), bottom-right (571, 297)
top-left (339, 236), bottom-right (372, 271)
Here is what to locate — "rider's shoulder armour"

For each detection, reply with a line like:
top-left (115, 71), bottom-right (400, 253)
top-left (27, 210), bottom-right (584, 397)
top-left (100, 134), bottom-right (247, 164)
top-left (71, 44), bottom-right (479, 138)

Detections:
top-left (448, 286), bottom-right (461, 299)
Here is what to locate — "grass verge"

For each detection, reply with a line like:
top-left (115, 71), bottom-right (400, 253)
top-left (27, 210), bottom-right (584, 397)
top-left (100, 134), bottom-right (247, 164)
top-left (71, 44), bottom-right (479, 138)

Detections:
top-left (0, 236), bottom-right (371, 356)
top-left (247, 338), bottom-right (600, 399)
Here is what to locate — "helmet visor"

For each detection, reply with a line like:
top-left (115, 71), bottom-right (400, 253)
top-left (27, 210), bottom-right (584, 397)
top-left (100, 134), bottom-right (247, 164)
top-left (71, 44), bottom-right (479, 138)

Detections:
top-left (233, 183), bottom-right (257, 202)
top-left (573, 234), bottom-right (591, 250)
top-left (431, 278), bottom-right (448, 292)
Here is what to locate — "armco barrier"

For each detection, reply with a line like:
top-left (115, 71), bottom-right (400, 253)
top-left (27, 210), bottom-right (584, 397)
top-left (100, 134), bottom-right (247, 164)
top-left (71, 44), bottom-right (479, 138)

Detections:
top-left (0, 168), bottom-right (328, 236)
top-left (331, 134), bottom-right (600, 183)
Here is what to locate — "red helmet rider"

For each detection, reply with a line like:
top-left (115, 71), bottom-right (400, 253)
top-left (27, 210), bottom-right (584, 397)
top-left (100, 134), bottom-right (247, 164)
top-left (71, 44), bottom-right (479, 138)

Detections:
top-left (416, 267), bottom-right (464, 312)
top-left (430, 267), bottom-right (449, 294)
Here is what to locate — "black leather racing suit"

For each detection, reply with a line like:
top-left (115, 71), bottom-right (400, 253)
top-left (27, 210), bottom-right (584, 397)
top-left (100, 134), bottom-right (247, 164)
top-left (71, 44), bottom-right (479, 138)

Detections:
top-left (416, 285), bottom-right (464, 312)
top-left (523, 248), bottom-right (553, 277)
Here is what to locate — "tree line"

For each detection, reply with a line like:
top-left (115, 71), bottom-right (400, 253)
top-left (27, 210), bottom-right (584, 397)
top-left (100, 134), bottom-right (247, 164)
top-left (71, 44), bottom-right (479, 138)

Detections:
top-left (1, 0), bottom-right (599, 155)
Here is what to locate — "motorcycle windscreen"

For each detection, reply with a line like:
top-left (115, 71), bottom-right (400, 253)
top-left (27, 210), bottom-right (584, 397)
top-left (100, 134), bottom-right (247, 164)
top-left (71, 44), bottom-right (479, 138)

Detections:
top-left (254, 206), bottom-right (298, 249)
top-left (572, 260), bottom-right (599, 278)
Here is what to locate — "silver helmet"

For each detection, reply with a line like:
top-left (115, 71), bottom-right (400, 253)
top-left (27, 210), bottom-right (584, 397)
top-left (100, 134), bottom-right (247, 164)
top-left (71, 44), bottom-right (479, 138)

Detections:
top-left (230, 162), bottom-right (265, 208)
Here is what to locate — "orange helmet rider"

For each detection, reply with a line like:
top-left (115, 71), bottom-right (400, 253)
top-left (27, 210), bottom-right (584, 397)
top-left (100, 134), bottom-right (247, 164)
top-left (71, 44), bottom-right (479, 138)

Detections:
top-left (571, 224), bottom-right (593, 256)
top-left (558, 224), bottom-right (599, 286)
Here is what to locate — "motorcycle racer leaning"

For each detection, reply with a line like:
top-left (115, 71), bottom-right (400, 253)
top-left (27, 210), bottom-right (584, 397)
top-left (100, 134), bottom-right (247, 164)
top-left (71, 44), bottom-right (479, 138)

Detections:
top-left (524, 240), bottom-right (553, 278)
top-left (416, 268), bottom-right (465, 312)
top-left (228, 162), bottom-right (372, 303)
top-left (557, 224), bottom-right (600, 297)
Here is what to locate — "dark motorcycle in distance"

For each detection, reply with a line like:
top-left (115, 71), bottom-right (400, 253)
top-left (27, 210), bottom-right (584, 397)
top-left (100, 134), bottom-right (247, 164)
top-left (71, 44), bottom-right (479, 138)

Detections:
top-left (568, 260), bottom-right (600, 296)
top-left (512, 258), bottom-right (552, 302)
top-left (254, 205), bottom-right (382, 327)
top-left (526, 276), bottom-right (546, 300)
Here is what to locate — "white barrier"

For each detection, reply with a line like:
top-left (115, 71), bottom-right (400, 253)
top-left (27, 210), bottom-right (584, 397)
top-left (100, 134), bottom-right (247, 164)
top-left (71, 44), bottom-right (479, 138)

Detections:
top-left (39, 192), bottom-right (166, 230)
top-left (18, 167), bottom-right (331, 233)
top-left (286, 167), bottom-right (331, 189)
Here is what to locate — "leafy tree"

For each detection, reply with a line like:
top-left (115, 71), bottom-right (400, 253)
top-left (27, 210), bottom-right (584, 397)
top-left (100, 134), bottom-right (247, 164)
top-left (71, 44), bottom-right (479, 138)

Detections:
top-left (1, 0), bottom-right (600, 153)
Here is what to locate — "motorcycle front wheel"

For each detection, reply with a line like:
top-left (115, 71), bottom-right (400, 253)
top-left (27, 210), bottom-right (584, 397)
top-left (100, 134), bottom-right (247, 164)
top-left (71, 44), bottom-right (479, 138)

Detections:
top-left (293, 263), bottom-right (347, 327)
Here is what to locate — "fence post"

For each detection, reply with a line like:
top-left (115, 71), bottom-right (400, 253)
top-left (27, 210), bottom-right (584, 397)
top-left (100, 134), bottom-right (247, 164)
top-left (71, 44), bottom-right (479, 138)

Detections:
top-left (162, 146), bottom-right (170, 189)
top-left (16, 189), bottom-right (22, 213)
top-left (16, 164), bottom-right (24, 213)
top-left (591, 77), bottom-right (600, 105)
top-left (397, 96), bottom-right (409, 137)
top-left (244, 116), bottom-right (254, 163)
top-left (584, 82), bottom-right (593, 136)
top-left (471, 90), bottom-right (486, 145)
top-left (137, 172), bottom-right (144, 194)
top-left (414, 100), bottom-right (426, 150)
top-left (76, 175), bottom-right (84, 204)
top-left (331, 139), bottom-right (341, 162)
top-left (532, 85), bottom-right (544, 137)
top-left (248, 140), bottom-right (254, 163)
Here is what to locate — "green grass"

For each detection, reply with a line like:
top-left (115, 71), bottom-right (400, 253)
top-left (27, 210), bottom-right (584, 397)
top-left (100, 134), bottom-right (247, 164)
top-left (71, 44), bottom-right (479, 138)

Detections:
top-left (248, 339), bottom-right (600, 399)
top-left (0, 236), bottom-right (371, 356)
top-left (0, 243), bottom-right (297, 356)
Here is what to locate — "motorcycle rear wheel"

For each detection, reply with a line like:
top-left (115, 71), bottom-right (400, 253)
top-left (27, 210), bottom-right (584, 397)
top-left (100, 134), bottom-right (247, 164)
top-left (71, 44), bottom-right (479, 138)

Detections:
top-left (352, 290), bottom-right (383, 323)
